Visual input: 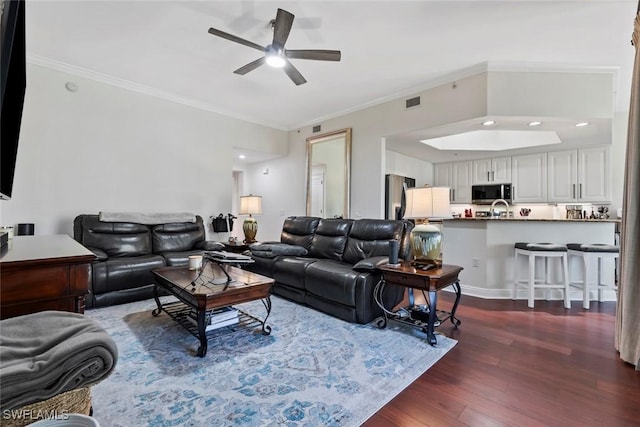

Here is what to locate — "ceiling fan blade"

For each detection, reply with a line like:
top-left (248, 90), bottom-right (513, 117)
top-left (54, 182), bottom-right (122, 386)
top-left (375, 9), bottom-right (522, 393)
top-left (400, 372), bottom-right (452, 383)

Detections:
top-left (234, 57), bottom-right (266, 75)
top-left (272, 8), bottom-right (294, 49)
top-left (208, 27), bottom-right (265, 52)
top-left (285, 49), bottom-right (341, 62)
top-left (283, 60), bottom-right (307, 86)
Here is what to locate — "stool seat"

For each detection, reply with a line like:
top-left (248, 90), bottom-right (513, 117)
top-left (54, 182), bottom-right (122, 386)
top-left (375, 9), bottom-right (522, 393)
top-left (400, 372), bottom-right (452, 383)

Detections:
top-left (567, 243), bottom-right (619, 253)
top-left (513, 242), bottom-right (570, 309)
top-left (515, 242), bottom-right (567, 251)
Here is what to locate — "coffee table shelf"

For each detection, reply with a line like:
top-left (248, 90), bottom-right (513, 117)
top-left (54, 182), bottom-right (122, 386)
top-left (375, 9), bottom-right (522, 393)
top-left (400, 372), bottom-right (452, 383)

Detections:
top-left (157, 300), bottom-right (269, 340)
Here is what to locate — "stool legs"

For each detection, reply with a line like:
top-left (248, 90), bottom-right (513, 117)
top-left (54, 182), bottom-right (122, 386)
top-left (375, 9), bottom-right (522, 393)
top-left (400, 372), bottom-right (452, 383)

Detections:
top-left (562, 252), bottom-right (570, 309)
top-left (528, 254), bottom-right (535, 309)
top-left (583, 254), bottom-right (590, 309)
top-left (513, 248), bottom-right (570, 309)
top-left (569, 250), bottom-right (618, 310)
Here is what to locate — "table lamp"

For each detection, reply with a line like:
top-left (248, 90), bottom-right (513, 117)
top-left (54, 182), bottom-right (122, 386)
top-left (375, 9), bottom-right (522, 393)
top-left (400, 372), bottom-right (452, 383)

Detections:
top-left (239, 194), bottom-right (262, 244)
top-left (403, 186), bottom-right (451, 267)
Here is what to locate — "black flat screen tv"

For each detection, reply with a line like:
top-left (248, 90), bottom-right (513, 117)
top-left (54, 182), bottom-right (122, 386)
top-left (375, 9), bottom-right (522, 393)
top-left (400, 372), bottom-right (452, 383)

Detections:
top-left (1, 0), bottom-right (26, 200)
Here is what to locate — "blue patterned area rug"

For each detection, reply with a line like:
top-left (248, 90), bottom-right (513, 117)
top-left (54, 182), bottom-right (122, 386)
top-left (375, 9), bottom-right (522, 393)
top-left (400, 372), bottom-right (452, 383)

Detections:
top-left (86, 296), bottom-right (456, 426)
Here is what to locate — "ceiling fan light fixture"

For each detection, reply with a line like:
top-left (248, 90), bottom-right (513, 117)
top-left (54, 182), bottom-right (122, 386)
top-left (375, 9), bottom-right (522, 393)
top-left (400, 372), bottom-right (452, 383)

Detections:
top-left (265, 46), bottom-right (286, 68)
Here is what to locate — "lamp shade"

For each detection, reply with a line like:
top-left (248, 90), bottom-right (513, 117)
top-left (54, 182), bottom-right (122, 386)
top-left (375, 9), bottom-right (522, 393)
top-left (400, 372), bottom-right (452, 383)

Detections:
top-left (239, 195), bottom-right (262, 215)
top-left (403, 187), bottom-right (451, 220)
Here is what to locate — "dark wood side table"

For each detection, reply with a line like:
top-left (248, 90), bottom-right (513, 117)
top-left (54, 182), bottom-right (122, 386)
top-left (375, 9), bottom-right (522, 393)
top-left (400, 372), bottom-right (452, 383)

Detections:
top-left (0, 235), bottom-right (96, 319)
top-left (376, 262), bottom-right (463, 345)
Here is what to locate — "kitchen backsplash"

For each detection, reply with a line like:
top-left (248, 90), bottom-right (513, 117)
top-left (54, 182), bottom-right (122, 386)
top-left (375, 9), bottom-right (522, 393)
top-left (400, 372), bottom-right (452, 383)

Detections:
top-left (450, 203), bottom-right (618, 220)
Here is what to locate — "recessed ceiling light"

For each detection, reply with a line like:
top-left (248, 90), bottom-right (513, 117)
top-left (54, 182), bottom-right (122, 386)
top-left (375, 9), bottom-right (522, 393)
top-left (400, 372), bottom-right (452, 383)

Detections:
top-left (482, 120), bottom-right (496, 126)
top-left (575, 122), bottom-right (590, 127)
top-left (528, 121), bottom-right (542, 126)
top-left (238, 154), bottom-right (246, 159)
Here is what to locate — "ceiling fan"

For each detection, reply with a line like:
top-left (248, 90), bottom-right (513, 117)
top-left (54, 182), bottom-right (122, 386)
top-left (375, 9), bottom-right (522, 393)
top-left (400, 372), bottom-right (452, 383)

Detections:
top-left (207, 8), bottom-right (341, 85)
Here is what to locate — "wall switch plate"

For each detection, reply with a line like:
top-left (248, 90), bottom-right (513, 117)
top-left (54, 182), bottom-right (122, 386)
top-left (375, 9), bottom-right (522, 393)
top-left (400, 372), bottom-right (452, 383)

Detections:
top-left (472, 257), bottom-right (480, 267)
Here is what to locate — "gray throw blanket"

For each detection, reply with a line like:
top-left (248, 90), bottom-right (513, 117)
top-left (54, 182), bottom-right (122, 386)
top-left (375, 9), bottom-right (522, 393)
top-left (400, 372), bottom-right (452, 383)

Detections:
top-left (99, 211), bottom-right (196, 224)
top-left (0, 311), bottom-right (118, 410)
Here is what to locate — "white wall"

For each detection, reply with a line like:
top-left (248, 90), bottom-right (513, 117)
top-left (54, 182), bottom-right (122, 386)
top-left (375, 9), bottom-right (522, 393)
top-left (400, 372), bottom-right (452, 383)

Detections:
top-left (0, 64), bottom-right (287, 237)
top-left (385, 149), bottom-right (434, 187)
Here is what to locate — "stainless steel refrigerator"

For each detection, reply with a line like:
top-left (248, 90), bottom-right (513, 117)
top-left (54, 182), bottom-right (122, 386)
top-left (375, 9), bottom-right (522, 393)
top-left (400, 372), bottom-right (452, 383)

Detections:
top-left (385, 174), bottom-right (416, 220)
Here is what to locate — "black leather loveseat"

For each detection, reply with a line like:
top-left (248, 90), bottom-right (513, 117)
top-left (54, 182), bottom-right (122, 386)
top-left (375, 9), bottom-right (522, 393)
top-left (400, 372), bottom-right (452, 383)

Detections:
top-left (73, 214), bottom-right (223, 308)
top-left (245, 216), bottom-right (414, 324)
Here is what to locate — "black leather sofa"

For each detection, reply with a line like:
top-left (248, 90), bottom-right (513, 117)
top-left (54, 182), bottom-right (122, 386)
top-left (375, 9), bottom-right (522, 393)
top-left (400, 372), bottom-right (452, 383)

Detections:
top-left (245, 216), bottom-right (414, 324)
top-left (73, 214), bottom-right (223, 308)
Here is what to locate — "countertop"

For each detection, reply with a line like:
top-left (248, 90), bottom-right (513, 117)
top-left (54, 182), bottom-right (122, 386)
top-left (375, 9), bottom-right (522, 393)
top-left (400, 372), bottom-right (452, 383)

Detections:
top-left (444, 217), bottom-right (620, 223)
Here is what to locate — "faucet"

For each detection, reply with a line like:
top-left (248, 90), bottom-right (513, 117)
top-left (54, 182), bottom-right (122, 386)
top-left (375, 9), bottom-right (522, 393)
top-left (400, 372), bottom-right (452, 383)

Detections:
top-left (490, 199), bottom-right (510, 218)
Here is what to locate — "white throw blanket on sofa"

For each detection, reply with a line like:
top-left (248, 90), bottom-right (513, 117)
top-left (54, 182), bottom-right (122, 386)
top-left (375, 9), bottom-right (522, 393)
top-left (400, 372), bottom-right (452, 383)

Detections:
top-left (99, 212), bottom-right (196, 224)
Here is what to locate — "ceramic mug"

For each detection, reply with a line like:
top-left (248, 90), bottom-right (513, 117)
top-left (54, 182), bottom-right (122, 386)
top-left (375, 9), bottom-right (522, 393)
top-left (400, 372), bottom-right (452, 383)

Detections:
top-left (188, 255), bottom-right (203, 270)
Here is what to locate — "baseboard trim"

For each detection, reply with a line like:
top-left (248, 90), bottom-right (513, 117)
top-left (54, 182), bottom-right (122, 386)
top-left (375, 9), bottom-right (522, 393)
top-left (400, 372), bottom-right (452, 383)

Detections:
top-left (444, 284), bottom-right (617, 302)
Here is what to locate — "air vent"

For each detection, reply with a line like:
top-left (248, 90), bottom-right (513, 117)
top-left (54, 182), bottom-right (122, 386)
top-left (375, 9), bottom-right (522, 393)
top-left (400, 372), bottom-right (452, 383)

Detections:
top-left (312, 125), bottom-right (321, 133)
top-left (405, 96), bottom-right (421, 109)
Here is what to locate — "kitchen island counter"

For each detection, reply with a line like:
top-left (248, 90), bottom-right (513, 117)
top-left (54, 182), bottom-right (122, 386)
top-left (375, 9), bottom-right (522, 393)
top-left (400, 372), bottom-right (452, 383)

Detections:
top-left (442, 218), bottom-right (616, 303)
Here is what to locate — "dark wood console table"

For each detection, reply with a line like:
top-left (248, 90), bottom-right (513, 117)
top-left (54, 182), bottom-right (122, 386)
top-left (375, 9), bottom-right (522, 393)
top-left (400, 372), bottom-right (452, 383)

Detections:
top-left (0, 235), bottom-right (96, 319)
top-left (376, 263), bottom-right (463, 345)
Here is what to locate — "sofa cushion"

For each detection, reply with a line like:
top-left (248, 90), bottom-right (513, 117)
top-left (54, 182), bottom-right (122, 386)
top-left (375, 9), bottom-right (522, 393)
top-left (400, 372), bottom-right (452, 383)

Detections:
top-left (91, 255), bottom-right (165, 295)
top-left (273, 257), bottom-right (318, 290)
top-left (280, 216), bottom-right (320, 250)
top-left (305, 259), bottom-right (365, 307)
top-left (308, 219), bottom-right (353, 261)
top-left (151, 216), bottom-right (205, 253)
top-left (343, 219), bottom-right (405, 265)
top-left (74, 215), bottom-right (152, 257)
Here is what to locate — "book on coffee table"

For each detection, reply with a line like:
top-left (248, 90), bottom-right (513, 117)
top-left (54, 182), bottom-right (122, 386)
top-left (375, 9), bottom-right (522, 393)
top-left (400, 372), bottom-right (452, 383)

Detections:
top-left (186, 306), bottom-right (239, 331)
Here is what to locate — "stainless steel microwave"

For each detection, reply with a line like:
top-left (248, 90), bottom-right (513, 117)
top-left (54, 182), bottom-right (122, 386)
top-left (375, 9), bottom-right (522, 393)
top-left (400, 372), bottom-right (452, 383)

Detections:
top-left (472, 184), bottom-right (512, 204)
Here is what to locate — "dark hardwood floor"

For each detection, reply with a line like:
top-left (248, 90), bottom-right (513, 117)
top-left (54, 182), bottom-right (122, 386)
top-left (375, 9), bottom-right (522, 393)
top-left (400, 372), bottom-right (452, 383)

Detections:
top-left (364, 292), bottom-right (640, 427)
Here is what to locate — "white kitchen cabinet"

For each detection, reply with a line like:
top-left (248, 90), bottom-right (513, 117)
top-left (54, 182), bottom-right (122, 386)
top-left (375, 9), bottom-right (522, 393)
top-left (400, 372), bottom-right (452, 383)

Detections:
top-left (548, 146), bottom-right (611, 203)
top-left (512, 153), bottom-right (547, 203)
top-left (434, 163), bottom-right (452, 188)
top-left (472, 156), bottom-right (512, 184)
top-left (434, 161), bottom-right (472, 204)
top-left (578, 146), bottom-right (611, 202)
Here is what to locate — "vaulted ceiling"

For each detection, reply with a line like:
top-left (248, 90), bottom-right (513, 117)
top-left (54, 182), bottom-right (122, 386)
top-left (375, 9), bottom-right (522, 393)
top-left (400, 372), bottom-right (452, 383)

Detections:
top-left (25, 1), bottom-right (638, 162)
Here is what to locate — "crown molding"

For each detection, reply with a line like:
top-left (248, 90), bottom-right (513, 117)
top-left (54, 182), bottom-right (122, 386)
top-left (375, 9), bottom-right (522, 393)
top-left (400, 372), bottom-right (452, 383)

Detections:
top-left (27, 54), bottom-right (289, 131)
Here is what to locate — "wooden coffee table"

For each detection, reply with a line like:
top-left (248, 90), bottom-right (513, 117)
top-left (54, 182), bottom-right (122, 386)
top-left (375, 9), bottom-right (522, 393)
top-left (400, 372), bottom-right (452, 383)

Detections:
top-left (151, 260), bottom-right (274, 357)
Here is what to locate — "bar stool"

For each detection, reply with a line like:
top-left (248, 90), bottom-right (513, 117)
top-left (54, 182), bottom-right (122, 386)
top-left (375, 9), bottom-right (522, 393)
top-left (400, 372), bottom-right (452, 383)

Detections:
top-left (513, 242), bottom-right (571, 309)
top-left (567, 243), bottom-right (619, 309)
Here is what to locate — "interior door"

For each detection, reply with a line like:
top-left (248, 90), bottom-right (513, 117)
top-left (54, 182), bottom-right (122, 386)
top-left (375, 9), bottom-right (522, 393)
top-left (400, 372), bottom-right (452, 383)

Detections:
top-left (311, 166), bottom-right (326, 217)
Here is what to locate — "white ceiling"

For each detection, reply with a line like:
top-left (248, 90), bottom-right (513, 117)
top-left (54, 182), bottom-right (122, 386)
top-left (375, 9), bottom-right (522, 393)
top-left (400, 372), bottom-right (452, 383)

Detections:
top-left (25, 1), bottom-right (638, 163)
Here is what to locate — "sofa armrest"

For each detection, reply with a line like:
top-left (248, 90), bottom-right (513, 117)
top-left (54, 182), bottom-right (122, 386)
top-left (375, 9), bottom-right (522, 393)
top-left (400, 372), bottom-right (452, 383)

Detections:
top-left (194, 240), bottom-right (225, 251)
top-left (86, 247), bottom-right (108, 261)
top-left (352, 256), bottom-right (389, 272)
top-left (249, 242), bottom-right (308, 258)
